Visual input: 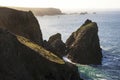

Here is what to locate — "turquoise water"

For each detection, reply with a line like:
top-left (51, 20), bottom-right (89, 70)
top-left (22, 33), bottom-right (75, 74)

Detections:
top-left (36, 11), bottom-right (120, 80)
top-left (77, 64), bottom-right (110, 80)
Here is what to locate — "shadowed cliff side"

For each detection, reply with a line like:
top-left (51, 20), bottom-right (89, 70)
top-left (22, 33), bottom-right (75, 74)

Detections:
top-left (44, 33), bottom-right (66, 58)
top-left (0, 7), bottom-right (43, 45)
top-left (0, 28), bottom-right (82, 80)
top-left (66, 19), bottom-right (102, 64)
top-left (16, 34), bottom-right (64, 64)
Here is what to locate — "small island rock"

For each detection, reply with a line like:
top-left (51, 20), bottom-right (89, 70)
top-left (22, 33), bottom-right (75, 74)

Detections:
top-left (66, 19), bottom-right (102, 64)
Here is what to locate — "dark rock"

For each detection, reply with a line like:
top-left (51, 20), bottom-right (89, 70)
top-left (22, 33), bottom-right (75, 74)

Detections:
top-left (0, 7), bottom-right (43, 45)
top-left (0, 28), bottom-right (82, 80)
top-left (82, 19), bottom-right (92, 26)
top-left (66, 19), bottom-right (102, 64)
top-left (47, 33), bottom-right (66, 57)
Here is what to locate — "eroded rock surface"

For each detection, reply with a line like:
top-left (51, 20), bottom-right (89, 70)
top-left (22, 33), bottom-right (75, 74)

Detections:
top-left (47, 33), bottom-right (66, 57)
top-left (0, 7), bottom-right (43, 45)
top-left (0, 28), bottom-right (82, 80)
top-left (66, 19), bottom-right (102, 64)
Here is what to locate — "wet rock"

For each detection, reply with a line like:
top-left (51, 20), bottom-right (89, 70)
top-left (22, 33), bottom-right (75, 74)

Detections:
top-left (0, 28), bottom-right (82, 80)
top-left (0, 7), bottom-right (43, 45)
top-left (66, 19), bottom-right (102, 64)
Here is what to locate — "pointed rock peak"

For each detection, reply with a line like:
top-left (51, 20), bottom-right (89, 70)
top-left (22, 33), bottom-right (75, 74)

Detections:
top-left (47, 33), bottom-right (66, 57)
top-left (82, 19), bottom-right (92, 26)
top-left (48, 33), bottom-right (61, 42)
top-left (55, 33), bottom-right (61, 38)
top-left (85, 19), bottom-right (92, 24)
top-left (66, 20), bottom-right (102, 64)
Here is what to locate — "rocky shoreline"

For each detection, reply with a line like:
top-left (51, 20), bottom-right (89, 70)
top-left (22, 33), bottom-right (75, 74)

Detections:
top-left (0, 7), bottom-right (102, 80)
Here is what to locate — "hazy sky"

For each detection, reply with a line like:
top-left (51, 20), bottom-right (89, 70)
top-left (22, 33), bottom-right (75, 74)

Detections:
top-left (0, 0), bottom-right (120, 11)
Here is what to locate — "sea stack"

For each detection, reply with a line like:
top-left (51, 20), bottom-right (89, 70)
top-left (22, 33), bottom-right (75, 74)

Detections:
top-left (0, 7), bottom-right (43, 45)
top-left (66, 19), bottom-right (102, 64)
top-left (47, 33), bottom-right (66, 57)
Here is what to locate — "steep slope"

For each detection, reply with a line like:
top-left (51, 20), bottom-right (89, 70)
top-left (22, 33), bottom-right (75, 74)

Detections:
top-left (46, 33), bottom-right (66, 57)
top-left (16, 34), bottom-right (64, 64)
top-left (0, 7), bottom-right (43, 45)
top-left (0, 28), bottom-right (82, 80)
top-left (66, 19), bottom-right (102, 64)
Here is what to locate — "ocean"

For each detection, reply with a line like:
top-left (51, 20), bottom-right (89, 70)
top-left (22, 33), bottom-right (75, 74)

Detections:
top-left (36, 11), bottom-right (120, 80)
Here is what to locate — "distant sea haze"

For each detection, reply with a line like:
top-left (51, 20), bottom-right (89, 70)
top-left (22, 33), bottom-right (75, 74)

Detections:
top-left (36, 11), bottom-right (120, 80)
top-left (9, 7), bottom-right (63, 16)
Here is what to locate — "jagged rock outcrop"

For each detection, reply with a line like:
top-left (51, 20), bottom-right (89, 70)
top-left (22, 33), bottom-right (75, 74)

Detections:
top-left (46, 33), bottom-right (66, 57)
top-left (0, 28), bottom-right (82, 80)
top-left (66, 19), bottom-right (102, 64)
top-left (0, 7), bottom-right (43, 45)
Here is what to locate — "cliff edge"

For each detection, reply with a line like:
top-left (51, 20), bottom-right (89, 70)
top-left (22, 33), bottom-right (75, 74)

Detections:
top-left (0, 28), bottom-right (82, 80)
top-left (0, 7), bottom-right (43, 45)
top-left (10, 7), bottom-right (63, 16)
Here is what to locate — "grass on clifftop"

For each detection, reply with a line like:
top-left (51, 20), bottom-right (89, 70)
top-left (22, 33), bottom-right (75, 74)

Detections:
top-left (16, 35), bottom-right (65, 64)
top-left (76, 22), bottom-right (97, 34)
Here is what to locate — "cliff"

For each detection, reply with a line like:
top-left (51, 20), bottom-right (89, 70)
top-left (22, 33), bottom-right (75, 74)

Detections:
top-left (66, 19), bottom-right (102, 64)
top-left (0, 7), bottom-right (82, 80)
top-left (0, 7), bottom-right (43, 45)
top-left (0, 28), bottom-right (82, 80)
top-left (9, 7), bottom-right (63, 16)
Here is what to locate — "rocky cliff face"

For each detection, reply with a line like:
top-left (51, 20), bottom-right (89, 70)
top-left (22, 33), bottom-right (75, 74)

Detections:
top-left (0, 7), bottom-right (82, 80)
top-left (47, 33), bottom-right (66, 57)
top-left (66, 19), bottom-right (102, 64)
top-left (0, 7), bottom-right (43, 45)
top-left (0, 28), bottom-right (82, 80)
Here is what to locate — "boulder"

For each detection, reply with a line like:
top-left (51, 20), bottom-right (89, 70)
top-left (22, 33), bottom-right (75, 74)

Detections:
top-left (66, 19), bottom-right (102, 64)
top-left (0, 28), bottom-right (82, 80)
top-left (46, 33), bottom-right (66, 57)
top-left (0, 7), bottom-right (43, 45)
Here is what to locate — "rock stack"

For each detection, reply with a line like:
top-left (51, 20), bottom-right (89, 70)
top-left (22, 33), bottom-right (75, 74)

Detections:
top-left (66, 19), bottom-right (102, 64)
top-left (48, 33), bottom-right (66, 57)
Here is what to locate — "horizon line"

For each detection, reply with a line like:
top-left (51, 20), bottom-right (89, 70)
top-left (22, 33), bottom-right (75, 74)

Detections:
top-left (1, 5), bottom-right (120, 13)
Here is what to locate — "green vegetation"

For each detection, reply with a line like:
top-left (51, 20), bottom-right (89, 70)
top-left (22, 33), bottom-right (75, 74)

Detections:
top-left (16, 35), bottom-right (65, 64)
top-left (76, 22), bottom-right (97, 34)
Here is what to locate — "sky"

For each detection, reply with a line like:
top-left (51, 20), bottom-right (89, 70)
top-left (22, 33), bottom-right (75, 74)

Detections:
top-left (0, 0), bottom-right (120, 12)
